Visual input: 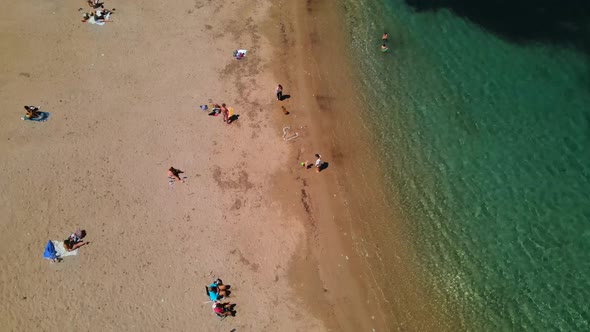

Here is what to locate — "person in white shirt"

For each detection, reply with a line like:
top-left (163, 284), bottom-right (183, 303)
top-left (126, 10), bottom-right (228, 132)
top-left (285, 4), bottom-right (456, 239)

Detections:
top-left (314, 154), bottom-right (323, 172)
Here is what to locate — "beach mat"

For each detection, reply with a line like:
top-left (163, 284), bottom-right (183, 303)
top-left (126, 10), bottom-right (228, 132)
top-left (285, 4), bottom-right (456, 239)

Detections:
top-left (22, 112), bottom-right (50, 122)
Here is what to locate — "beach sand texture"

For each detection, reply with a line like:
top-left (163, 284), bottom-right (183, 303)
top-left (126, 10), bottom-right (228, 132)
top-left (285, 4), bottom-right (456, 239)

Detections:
top-left (0, 0), bottom-right (393, 331)
top-left (0, 0), bottom-right (327, 330)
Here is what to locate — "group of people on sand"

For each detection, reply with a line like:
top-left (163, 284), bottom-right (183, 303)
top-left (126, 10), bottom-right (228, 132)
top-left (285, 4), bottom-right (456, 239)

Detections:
top-left (82, 0), bottom-right (115, 24)
top-left (207, 103), bottom-right (235, 124)
top-left (206, 278), bottom-right (237, 318)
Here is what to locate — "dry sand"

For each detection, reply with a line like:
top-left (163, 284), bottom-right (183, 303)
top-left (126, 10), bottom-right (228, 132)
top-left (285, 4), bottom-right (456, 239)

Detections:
top-left (0, 0), bottom-right (387, 331)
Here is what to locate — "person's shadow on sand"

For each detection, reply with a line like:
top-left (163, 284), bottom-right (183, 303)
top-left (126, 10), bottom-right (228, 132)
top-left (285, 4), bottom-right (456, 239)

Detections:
top-left (279, 94), bottom-right (291, 101)
top-left (306, 161), bottom-right (329, 172)
top-left (228, 114), bottom-right (240, 124)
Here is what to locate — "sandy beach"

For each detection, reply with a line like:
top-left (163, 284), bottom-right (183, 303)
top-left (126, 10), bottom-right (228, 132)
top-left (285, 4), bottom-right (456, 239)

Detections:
top-left (0, 0), bottom-right (390, 331)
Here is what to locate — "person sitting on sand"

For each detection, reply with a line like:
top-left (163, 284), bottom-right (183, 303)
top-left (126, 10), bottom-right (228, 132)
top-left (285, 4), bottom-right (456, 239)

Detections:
top-left (208, 103), bottom-right (221, 116)
top-left (24, 106), bottom-right (41, 119)
top-left (207, 279), bottom-right (230, 301)
top-left (212, 301), bottom-right (236, 317)
top-left (63, 239), bottom-right (88, 252)
top-left (168, 167), bottom-right (184, 183)
top-left (68, 229), bottom-right (85, 243)
top-left (382, 32), bottom-right (388, 41)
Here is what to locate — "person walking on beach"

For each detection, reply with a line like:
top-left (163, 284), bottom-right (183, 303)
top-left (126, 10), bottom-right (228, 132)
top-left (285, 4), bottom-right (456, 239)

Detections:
top-left (276, 84), bottom-right (283, 101)
top-left (168, 167), bottom-right (184, 183)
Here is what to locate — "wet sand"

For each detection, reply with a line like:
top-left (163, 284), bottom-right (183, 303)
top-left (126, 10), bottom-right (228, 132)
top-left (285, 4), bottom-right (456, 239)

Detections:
top-left (0, 0), bottom-right (385, 331)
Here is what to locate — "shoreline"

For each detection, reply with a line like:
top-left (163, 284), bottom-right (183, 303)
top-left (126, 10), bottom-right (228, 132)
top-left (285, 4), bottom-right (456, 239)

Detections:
top-left (266, 0), bottom-right (455, 330)
top-left (264, 0), bottom-right (390, 330)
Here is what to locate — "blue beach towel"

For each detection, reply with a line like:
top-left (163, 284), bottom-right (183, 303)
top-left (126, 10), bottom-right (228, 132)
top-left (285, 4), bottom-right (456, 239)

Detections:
top-left (22, 112), bottom-right (50, 122)
top-left (43, 240), bottom-right (58, 260)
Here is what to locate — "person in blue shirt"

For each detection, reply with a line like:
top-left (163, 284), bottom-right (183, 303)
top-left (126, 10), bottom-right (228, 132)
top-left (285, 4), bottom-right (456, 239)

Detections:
top-left (207, 279), bottom-right (230, 301)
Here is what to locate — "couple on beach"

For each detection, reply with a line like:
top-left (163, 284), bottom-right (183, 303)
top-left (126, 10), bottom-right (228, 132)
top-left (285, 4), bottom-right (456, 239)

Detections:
top-left (206, 278), bottom-right (237, 318)
top-left (208, 103), bottom-right (235, 124)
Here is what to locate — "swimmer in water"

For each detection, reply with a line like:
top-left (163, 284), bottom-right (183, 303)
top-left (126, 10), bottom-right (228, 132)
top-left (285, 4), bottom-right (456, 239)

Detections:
top-left (381, 43), bottom-right (388, 52)
top-left (382, 32), bottom-right (388, 41)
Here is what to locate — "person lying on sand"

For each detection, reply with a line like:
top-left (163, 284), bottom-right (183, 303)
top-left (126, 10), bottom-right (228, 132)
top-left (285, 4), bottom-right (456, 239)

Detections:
top-left (63, 239), bottom-right (89, 252)
top-left (168, 167), bottom-right (185, 183)
top-left (24, 106), bottom-right (41, 119)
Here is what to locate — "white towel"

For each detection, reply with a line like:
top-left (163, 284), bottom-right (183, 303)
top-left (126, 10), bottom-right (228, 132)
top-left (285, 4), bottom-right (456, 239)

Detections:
top-left (89, 16), bottom-right (105, 26)
top-left (52, 241), bottom-right (79, 258)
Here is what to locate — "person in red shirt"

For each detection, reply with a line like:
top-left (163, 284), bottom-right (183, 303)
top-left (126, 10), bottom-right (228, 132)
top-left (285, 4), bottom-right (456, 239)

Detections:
top-left (212, 301), bottom-right (236, 317)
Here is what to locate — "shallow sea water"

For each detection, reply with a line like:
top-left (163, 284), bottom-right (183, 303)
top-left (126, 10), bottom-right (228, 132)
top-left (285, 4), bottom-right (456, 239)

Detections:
top-left (341, 0), bottom-right (590, 330)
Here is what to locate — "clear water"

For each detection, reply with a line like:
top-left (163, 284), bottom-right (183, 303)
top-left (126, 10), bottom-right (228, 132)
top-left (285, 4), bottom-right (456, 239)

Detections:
top-left (341, 0), bottom-right (590, 330)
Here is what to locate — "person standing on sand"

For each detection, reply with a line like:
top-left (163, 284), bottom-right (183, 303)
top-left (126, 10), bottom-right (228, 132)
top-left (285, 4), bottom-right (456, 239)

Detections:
top-left (276, 84), bottom-right (283, 101)
top-left (221, 103), bottom-right (229, 124)
top-left (168, 167), bottom-right (184, 183)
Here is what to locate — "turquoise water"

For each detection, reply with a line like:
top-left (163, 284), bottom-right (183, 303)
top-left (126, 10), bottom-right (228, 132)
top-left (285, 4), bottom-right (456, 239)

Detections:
top-left (342, 0), bottom-right (590, 330)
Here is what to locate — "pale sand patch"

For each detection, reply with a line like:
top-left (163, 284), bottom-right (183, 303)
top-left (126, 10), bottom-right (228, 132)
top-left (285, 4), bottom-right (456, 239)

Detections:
top-left (0, 0), bottom-right (325, 331)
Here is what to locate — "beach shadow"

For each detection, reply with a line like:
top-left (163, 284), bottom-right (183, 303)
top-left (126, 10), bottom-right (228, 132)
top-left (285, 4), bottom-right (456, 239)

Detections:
top-left (22, 112), bottom-right (50, 122)
top-left (404, 0), bottom-right (590, 54)
top-left (229, 304), bottom-right (237, 316)
top-left (319, 162), bottom-right (329, 172)
top-left (228, 114), bottom-right (240, 124)
top-left (280, 94), bottom-right (291, 101)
